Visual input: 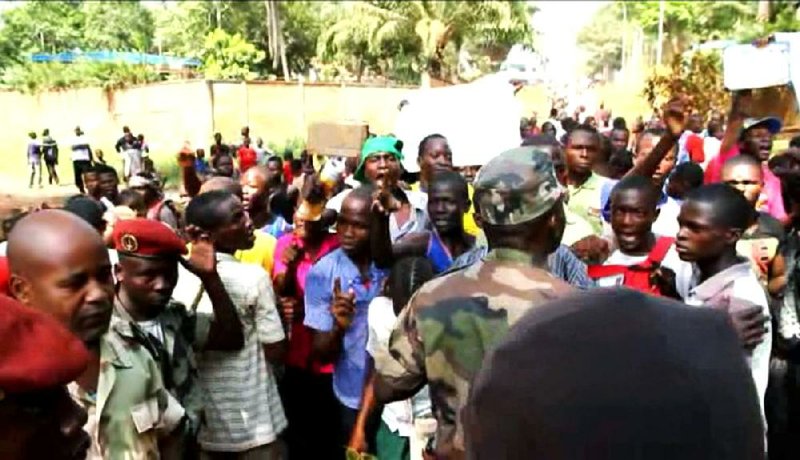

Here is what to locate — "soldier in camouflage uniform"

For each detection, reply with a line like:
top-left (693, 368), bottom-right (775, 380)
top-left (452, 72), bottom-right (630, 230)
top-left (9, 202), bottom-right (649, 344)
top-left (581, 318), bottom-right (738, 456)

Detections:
top-left (373, 147), bottom-right (575, 459)
top-left (111, 218), bottom-right (245, 458)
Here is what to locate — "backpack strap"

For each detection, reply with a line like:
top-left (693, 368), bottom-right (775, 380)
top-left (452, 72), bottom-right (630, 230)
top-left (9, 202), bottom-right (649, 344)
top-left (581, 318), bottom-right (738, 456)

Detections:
top-left (587, 264), bottom-right (627, 280)
top-left (644, 237), bottom-right (675, 266)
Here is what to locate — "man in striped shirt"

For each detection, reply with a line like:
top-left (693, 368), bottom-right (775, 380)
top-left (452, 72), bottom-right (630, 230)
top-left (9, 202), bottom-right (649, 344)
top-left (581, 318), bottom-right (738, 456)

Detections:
top-left (183, 190), bottom-right (288, 459)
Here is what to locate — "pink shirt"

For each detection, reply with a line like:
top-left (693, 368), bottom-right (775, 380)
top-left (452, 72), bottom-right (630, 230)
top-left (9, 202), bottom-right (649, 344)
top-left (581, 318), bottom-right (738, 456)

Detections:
top-left (272, 233), bottom-right (340, 372)
top-left (704, 145), bottom-right (787, 223)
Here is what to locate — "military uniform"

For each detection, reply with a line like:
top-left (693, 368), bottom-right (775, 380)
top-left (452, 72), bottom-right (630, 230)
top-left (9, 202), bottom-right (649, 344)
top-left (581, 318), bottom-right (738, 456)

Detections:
top-left (111, 218), bottom-right (213, 459)
top-left (375, 147), bottom-right (575, 458)
top-left (69, 318), bottom-right (186, 460)
top-left (112, 299), bottom-right (208, 458)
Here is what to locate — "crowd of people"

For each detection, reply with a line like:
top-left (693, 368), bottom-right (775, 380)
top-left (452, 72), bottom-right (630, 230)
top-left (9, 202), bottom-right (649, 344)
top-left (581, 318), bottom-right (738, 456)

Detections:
top-left (4, 88), bottom-right (800, 460)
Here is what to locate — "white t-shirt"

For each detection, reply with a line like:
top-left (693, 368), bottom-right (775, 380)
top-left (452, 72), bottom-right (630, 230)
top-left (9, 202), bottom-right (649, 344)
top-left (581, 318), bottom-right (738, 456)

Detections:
top-left (71, 134), bottom-right (92, 161)
top-left (366, 296), bottom-right (432, 437)
top-left (136, 319), bottom-right (165, 344)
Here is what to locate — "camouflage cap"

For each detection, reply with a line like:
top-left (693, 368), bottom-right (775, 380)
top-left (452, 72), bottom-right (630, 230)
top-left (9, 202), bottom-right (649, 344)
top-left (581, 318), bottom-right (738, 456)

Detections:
top-left (473, 146), bottom-right (563, 225)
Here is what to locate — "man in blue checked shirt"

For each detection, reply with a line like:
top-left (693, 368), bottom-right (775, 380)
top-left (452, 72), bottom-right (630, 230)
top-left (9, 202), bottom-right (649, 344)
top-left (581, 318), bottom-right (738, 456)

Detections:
top-left (304, 184), bottom-right (391, 455)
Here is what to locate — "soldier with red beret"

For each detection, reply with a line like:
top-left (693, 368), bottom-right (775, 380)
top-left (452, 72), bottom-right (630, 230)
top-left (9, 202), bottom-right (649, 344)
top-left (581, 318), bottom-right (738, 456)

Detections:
top-left (7, 210), bottom-right (181, 459)
top-left (0, 295), bottom-right (91, 460)
top-left (112, 218), bottom-right (244, 458)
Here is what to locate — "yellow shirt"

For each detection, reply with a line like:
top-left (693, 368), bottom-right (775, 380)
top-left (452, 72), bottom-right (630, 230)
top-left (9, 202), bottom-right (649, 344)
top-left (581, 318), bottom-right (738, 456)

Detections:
top-left (186, 232), bottom-right (277, 275)
top-left (235, 231), bottom-right (278, 274)
top-left (411, 182), bottom-right (479, 236)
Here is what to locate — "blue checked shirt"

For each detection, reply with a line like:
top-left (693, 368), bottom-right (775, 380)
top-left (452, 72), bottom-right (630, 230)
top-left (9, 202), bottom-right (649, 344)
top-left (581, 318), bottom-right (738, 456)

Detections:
top-left (448, 244), bottom-right (592, 288)
top-left (304, 248), bottom-right (389, 409)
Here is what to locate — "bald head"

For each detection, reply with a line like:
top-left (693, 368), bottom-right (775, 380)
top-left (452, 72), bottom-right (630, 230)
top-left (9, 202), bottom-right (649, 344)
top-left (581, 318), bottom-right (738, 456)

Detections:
top-left (242, 165), bottom-right (281, 191)
top-left (8, 210), bottom-right (105, 276)
top-left (200, 176), bottom-right (243, 199)
top-left (7, 210), bottom-right (114, 345)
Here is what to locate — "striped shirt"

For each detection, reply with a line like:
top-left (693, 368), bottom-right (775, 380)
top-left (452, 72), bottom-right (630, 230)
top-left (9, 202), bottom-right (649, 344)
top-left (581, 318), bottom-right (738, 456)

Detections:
top-left (182, 253), bottom-right (287, 452)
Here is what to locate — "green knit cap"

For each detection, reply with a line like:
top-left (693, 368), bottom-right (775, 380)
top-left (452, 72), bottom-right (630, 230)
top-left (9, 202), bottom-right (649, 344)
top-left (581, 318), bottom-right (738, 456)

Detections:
top-left (354, 136), bottom-right (404, 183)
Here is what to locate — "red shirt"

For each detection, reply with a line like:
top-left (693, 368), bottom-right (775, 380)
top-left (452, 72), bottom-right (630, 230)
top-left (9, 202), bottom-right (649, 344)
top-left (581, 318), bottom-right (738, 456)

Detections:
top-left (283, 162), bottom-right (293, 185)
top-left (685, 134), bottom-right (705, 163)
top-left (272, 233), bottom-right (340, 372)
top-left (705, 144), bottom-right (788, 223)
top-left (237, 146), bottom-right (257, 173)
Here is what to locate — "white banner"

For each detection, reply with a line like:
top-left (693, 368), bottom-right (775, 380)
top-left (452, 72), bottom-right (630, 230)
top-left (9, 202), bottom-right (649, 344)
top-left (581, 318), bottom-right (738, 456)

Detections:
top-left (394, 75), bottom-right (522, 172)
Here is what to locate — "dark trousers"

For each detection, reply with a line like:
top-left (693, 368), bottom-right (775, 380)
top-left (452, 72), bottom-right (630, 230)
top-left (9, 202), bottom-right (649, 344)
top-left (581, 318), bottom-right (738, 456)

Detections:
top-left (44, 160), bottom-right (59, 185)
top-left (72, 160), bottom-right (91, 194)
top-left (278, 367), bottom-right (340, 460)
top-left (339, 398), bottom-right (381, 458)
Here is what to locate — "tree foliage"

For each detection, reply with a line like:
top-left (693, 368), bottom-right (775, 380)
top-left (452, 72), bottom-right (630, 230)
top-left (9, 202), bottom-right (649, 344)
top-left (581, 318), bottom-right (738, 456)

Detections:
top-left (0, 60), bottom-right (160, 94)
top-left (318, 1), bottom-right (534, 84)
top-left (643, 51), bottom-right (730, 117)
top-left (577, 4), bottom-right (624, 79)
top-left (581, 1), bottom-right (800, 74)
top-left (200, 29), bottom-right (266, 80)
top-left (0, 0), bottom-right (537, 89)
top-left (80, 2), bottom-right (155, 51)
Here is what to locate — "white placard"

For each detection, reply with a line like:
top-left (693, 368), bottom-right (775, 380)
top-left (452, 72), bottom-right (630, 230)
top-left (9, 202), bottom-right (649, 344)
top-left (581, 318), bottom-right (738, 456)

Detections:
top-left (394, 76), bottom-right (522, 172)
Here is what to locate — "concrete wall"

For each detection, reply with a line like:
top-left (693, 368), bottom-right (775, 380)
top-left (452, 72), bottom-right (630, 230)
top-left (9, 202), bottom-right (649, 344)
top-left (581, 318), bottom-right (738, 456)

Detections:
top-left (0, 80), bottom-right (553, 184)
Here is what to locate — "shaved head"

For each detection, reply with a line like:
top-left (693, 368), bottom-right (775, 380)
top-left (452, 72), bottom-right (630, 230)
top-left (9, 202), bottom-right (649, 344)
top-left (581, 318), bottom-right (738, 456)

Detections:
top-left (7, 210), bottom-right (114, 345)
top-left (241, 165), bottom-right (281, 213)
top-left (200, 176), bottom-right (243, 199)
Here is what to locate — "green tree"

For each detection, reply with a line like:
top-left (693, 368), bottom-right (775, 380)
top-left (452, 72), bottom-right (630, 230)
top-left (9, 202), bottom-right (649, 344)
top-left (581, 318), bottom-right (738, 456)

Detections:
top-left (0, 1), bottom-right (85, 66)
top-left (643, 51), bottom-right (730, 117)
top-left (577, 3), bottom-right (624, 79)
top-left (153, 0), bottom-right (325, 78)
top-left (580, 0), bottom-right (800, 75)
top-left (200, 28), bottom-right (266, 80)
top-left (81, 1), bottom-right (155, 51)
top-left (318, 1), bottom-right (534, 85)
top-left (153, 1), bottom-right (214, 57)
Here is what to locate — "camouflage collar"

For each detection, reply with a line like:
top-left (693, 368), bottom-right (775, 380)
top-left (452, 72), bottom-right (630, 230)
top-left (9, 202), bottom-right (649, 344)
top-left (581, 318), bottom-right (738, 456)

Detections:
top-left (484, 248), bottom-right (536, 264)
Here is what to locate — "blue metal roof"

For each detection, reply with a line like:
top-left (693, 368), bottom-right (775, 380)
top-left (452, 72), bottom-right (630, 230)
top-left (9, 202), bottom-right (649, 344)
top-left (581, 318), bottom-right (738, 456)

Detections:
top-left (30, 50), bottom-right (201, 67)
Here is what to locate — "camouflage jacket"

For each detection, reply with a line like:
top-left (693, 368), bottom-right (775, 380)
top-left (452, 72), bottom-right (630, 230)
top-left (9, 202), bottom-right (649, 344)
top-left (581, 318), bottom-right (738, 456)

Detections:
top-left (69, 317), bottom-right (186, 460)
top-left (375, 248), bottom-right (574, 458)
top-left (112, 299), bottom-right (211, 458)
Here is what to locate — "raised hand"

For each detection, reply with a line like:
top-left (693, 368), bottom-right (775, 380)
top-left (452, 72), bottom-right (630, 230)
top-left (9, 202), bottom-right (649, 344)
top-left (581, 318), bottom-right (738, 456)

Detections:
top-left (661, 94), bottom-right (692, 137)
top-left (181, 225), bottom-right (217, 278)
top-left (330, 277), bottom-right (356, 330)
top-left (371, 185), bottom-right (401, 216)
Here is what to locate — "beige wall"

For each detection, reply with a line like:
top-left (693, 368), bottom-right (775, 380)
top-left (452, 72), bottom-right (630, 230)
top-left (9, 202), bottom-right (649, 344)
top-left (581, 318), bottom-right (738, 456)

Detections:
top-left (0, 80), bottom-right (560, 182)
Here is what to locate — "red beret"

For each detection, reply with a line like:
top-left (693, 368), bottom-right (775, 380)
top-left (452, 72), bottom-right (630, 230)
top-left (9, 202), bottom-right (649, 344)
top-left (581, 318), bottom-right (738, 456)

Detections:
top-left (0, 257), bottom-right (9, 296)
top-left (0, 295), bottom-right (90, 395)
top-left (112, 218), bottom-right (188, 258)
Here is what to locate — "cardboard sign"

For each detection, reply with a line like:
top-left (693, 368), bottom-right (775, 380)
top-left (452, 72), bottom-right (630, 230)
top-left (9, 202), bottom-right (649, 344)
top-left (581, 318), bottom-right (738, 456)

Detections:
top-left (307, 122), bottom-right (368, 157)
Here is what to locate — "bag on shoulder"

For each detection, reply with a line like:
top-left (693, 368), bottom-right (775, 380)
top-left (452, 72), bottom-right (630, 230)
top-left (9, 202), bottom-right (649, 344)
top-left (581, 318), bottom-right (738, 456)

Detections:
top-left (588, 237), bottom-right (674, 295)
